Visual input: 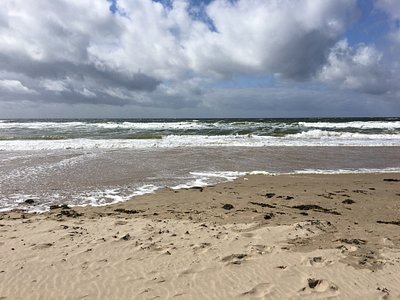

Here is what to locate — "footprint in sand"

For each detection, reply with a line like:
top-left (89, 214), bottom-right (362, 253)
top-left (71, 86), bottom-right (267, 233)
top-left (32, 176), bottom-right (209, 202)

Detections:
top-left (221, 253), bottom-right (248, 265)
top-left (192, 242), bottom-right (212, 255)
top-left (339, 245), bottom-right (358, 253)
top-left (179, 264), bottom-right (215, 277)
top-left (377, 287), bottom-right (391, 300)
top-left (31, 243), bottom-right (53, 250)
top-left (245, 244), bottom-right (274, 255)
top-left (299, 278), bottom-right (339, 296)
top-left (302, 256), bottom-right (334, 267)
top-left (241, 232), bottom-right (255, 238)
top-left (239, 283), bottom-right (273, 299)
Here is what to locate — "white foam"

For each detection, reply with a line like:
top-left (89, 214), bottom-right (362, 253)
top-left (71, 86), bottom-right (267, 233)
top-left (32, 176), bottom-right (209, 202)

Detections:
top-left (1, 120), bottom-right (399, 134)
top-left (171, 171), bottom-right (250, 189)
top-left (298, 121), bottom-right (400, 129)
top-left (292, 167), bottom-right (400, 174)
top-left (0, 121), bottom-right (86, 129)
top-left (73, 184), bottom-right (160, 207)
top-left (0, 184), bottom-right (160, 213)
top-left (0, 152), bottom-right (98, 183)
top-left (1, 132), bottom-right (400, 151)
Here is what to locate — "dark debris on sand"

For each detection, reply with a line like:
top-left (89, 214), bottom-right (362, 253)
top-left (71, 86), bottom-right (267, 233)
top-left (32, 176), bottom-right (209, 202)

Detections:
top-left (57, 210), bottom-right (82, 218)
top-left (377, 220), bottom-right (400, 226)
top-left (383, 178), bottom-right (400, 182)
top-left (292, 204), bottom-right (341, 215)
top-left (249, 202), bottom-right (276, 209)
top-left (338, 238), bottom-right (367, 245)
top-left (342, 199), bottom-right (356, 204)
top-left (114, 208), bottom-right (141, 214)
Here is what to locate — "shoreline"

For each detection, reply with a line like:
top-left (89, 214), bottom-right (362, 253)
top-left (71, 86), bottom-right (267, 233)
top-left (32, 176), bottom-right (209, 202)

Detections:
top-left (4, 167), bottom-right (400, 214)
top-left (1, 173), bottom-right (400, 299)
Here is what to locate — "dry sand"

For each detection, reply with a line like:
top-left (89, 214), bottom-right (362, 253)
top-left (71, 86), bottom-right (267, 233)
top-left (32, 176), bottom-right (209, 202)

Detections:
top-left (1, 173), bottom-right (400, 299)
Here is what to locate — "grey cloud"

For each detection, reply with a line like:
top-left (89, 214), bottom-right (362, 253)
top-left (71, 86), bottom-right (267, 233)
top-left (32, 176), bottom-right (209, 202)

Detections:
top-left (2, 85), bottom-right (398, 119)
top-left (0, 0), bottom-right (398, 116)
top-left (269, 30), bottom-right (336, 80)
top-left (0, 52), bottom-right (160, 92)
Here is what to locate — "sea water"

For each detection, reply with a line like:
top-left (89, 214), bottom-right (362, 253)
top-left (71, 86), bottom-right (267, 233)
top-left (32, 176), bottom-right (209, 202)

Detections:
top-left (0, 118), bottom-right (399, 212)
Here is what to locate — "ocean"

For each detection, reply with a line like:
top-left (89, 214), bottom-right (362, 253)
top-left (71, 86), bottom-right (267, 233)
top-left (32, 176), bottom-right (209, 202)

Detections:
top-left (1, 118), bottom-right (400, 212)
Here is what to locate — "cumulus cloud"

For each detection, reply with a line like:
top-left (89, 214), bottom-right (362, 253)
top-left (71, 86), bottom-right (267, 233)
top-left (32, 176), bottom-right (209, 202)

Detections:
top-left (0, 0), bottom-right (161, 105)
top-left (184, 0), bottom-right (356, 79)
top-left (0, 0), bottom-right (398, 115)
top-left (318, 40), bottom-right (400, 96)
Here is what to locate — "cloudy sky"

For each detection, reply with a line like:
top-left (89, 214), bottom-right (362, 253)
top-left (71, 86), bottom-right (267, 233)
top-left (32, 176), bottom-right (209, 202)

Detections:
top-left (0, 0), bottom-right (399, 118)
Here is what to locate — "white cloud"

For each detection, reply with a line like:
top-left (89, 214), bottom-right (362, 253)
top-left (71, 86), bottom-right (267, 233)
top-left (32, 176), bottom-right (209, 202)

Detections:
top-left (80, 88), bottom-right (97, 98)
top-left (0, 0), bottom-right (357, 81)
top-left (318, 40), bottom-right (399, 95)
top-left (183, 0), bottom-right (356, 79)
top-left (41, 79), bottom-right (69, 92)
top-left (0, 79), bottom-right (36, 94)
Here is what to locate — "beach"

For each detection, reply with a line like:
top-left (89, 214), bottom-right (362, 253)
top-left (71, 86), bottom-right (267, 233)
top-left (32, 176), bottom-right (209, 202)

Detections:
top-left (1, 0), bottom-right (400, 296)
top-left (1, 173), bottom-right (400, 299)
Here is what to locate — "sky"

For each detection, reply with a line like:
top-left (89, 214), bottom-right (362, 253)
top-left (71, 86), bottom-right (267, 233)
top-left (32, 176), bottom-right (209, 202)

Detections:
top-left (0, 0), bottom-right (399, 118)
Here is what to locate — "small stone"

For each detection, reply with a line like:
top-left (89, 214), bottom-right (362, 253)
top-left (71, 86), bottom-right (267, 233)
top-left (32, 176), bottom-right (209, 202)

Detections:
top-left (222, 204), bottom-right (234, 210)
top-left (264, 213), bottom-right (274, 220)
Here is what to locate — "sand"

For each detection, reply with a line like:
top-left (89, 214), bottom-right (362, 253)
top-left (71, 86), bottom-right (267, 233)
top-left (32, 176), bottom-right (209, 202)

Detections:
top-left (1, 173), bottom-right (400, 299)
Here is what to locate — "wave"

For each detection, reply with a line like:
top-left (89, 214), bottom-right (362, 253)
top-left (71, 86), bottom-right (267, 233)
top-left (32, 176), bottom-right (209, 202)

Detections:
top-left (298, 121), bottom-right (400, 129)
top-left (0, 119), bottom-right (399, 146)
top-left (2, 119), bottom-right (399, 131)
top-left (293, 167), bottom-right (400, 174)
top-left (0, 120), bottom-right (212, 130)
top-left (1, 132), bottom-right (400, 151)
top-left (0, 135), bottom-right (67, 141)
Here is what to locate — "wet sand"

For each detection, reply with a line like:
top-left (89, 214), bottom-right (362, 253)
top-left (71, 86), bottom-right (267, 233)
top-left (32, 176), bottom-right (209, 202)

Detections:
top-left (1, 173), bottom-right (400, 299)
